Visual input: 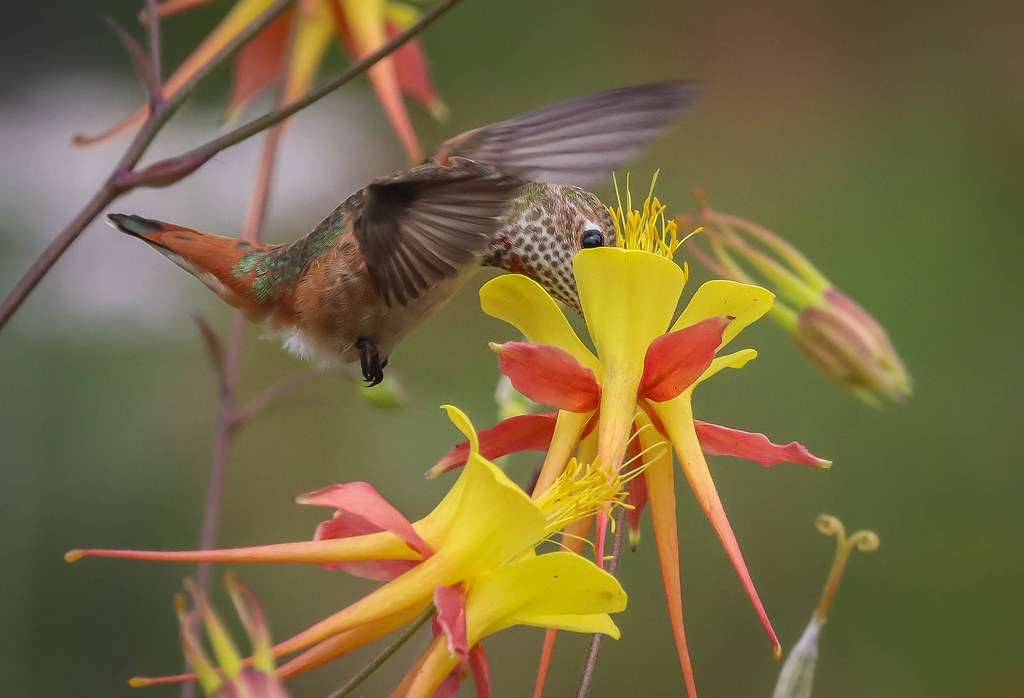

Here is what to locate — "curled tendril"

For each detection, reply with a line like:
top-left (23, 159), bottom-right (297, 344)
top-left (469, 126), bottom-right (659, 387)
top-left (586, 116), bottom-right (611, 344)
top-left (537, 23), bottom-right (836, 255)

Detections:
top-left (813, 514), bottom-right (879, 622)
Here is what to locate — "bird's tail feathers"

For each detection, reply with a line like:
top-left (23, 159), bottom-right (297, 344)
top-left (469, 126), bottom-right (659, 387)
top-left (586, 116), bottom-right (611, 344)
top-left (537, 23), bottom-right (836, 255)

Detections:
top-left (107, 213), bottom-right (270, 316)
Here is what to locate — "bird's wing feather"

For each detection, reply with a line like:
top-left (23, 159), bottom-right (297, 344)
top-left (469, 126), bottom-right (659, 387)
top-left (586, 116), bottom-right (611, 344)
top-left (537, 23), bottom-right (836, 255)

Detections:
top-left (431, 81), bottom-right (699, 187)
top-left (353, 164), bottom-right (523, 306)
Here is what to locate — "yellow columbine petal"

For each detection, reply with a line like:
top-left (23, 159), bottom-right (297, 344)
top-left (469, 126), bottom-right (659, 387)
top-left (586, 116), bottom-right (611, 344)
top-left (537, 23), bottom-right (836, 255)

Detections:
top-left (281, 0), bottom-right (335, 103)
top-left (441, 404), bottom-right (478, 454)
top-left (405, 551), bottom-right (625, 697)
top-left (464, 551), bottom-right (626, 640)
top-left (575, 247), bottom-right (685, 467)
top-left (525, 612), bottom-right (621, 638)
top-left (480, 275), bottom-right (598, 371)
top-left (533, 410), bottom-right (593, 497)
top-left (417, 408), bottom-right (547, 562)
top-left (697, 348), bottom-right (759, 385)
top-left (672, 279), bottom-right (774, 348)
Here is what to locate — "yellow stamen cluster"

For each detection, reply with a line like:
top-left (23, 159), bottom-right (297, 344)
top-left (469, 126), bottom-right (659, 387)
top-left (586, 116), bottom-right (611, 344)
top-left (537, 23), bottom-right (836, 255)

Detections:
top-left (536, 422), bottom-right (666, 539)
top-left (536, 458), bottom-right (630, 536)
top-left (609, 171), bottom-right (687, 259)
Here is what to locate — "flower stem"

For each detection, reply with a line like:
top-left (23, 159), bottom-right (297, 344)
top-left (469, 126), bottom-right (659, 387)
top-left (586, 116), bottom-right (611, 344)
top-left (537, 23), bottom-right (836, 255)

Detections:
top-left (193, 111), bottom-right (286, 597)
top-left (185, 108), bottom-right (286, 698)
top-left (0, 0), bottom-right (293, 333)
top-left (134, 0), bottom-right (466, 185)
top-left (574, 503), bottom-right (627, 698)
top-left (327, 605), bottom-right (435, 698)
top-left (0, 0), bottom-right (466, 333)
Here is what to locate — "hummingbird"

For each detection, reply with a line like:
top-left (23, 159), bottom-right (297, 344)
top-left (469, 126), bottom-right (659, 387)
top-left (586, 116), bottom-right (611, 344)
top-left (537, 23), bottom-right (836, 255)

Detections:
top-left (108, 82), bottom-right (697, 386)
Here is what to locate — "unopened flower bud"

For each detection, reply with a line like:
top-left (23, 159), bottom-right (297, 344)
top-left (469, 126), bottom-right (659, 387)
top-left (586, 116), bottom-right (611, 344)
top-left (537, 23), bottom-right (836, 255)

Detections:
top-left (794, 288), bottom-right (911, 406)
top-left (131, 576), bottom-right (290, 697)
top-left (680, 193), bottom-right (911, 406)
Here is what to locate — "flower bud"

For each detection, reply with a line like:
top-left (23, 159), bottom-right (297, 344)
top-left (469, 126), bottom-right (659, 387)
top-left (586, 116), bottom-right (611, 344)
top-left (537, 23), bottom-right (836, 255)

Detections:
top-left (793, 288), bottom-right (911, 406)
top-left (680, 194), bottom-right (911, 406)
top-left (163, 576), bottom-right (290, 698)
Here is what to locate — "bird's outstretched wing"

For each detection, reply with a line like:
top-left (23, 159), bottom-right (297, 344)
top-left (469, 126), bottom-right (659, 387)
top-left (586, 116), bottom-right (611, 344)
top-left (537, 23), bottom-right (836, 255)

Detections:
top-left (353, 163), bottom-right (522, 306)
top-left (431, 81), bottom-right (699, 187)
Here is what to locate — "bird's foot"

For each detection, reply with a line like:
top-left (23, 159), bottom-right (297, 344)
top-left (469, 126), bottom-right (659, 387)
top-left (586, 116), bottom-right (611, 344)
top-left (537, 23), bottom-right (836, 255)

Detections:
top-left (356, 337), bottom-right (386, 387)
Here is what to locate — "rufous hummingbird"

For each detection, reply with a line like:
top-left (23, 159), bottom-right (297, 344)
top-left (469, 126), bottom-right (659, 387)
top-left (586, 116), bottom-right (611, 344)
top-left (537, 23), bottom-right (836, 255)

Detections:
top-left (108, 82), bottom-right (696, 385)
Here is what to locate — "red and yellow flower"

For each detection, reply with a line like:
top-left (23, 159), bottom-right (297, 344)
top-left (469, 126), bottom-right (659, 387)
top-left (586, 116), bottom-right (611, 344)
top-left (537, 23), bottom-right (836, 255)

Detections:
top-left (81, 0), bottom-right (446, 162)
top-left (432, 176), bottom-right (830, 696)
top-left (67, 406), bottom-right (626, 698)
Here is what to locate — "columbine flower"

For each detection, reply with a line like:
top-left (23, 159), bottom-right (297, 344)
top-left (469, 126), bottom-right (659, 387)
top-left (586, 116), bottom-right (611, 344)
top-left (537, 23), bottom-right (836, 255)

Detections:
top-left (680, 193), bottom-right (911, 406)
top-left (79, 0), bottom-right (446, 162)
top-left (67, 406), bottom-right (626, 698)
top-left (431, 175), bottom-right (830, 696)
top-left (169, 575), bottom-right (290, 697)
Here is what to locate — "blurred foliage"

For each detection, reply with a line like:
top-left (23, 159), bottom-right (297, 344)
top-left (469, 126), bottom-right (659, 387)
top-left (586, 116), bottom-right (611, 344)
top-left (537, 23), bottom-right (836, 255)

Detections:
top-left (2, 0), bottom-right (1023, 696)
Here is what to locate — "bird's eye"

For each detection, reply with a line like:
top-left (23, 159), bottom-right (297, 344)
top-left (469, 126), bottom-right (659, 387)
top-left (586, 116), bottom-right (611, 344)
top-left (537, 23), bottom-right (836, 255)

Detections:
top-left (580, 229), bottom-right (604, 248)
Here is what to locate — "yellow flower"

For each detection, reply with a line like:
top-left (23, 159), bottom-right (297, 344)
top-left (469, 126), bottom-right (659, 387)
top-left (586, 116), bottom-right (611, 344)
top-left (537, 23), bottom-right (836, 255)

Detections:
top-left (67, 406), bottom-right (625, 698)
top-left (443, 175), bottom-right (830, 695)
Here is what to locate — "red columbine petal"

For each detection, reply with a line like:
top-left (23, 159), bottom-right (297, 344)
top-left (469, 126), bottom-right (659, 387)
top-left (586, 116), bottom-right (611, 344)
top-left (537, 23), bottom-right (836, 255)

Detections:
top-left (429, 413), bottom-right (559, 477)
top-left (225, 10), bottom-right (291, 119)
top-left (434, 675), bottom-right (462, 698)
top-left (311, 517), bottom-right (419, 581)
top-left (336, 0), bottom-right (422, 162)
top-left (469, 644), bottom-right (492, 698)
top-left (626, 464), bottom-right (649, 551)
top-left (639, 315), bottom-right (733, 403)
top-left (298, 482), bottom-right (433, 558)
top-left (493, 342), bottom-right (601, 413)
top-left (434, 584), bottom-right (469, 669)
top-left (148, 0), bottom-right (218, 19)
top-left (694, 421), bottom-right (831, 468)
top-left (386, 24), bottom-right (447, 118)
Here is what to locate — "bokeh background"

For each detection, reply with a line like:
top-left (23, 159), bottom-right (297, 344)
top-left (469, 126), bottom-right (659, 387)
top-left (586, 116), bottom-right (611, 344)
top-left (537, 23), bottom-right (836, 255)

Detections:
top-left (2, 0), bottom-right (1023, 696)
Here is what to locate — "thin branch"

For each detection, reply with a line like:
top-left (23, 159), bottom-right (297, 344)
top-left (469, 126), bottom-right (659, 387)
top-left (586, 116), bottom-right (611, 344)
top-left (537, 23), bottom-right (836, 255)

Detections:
top-left (327, 605), bottom-right (435, 698)
top-left (133, 0), bottom-right (466, 184)
top-left (145, 0), bottom-right (163, 110)
top-left (191, 315), bottom-right (226, 382)
top-left (0, 0), bottom-right (293, 332)
top-left (193, 313), bottom-right (247, 600)
top-left (575, 505), bottom-right (628, 698)
top-left (231, 368), bottom-right (324, 428)
top-left (105, 19), bottom-right (159, 98)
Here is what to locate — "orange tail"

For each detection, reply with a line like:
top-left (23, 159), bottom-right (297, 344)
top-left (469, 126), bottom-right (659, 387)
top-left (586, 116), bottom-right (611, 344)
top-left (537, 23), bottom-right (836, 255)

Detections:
top-left (107, 213), bottom-right (274, 319)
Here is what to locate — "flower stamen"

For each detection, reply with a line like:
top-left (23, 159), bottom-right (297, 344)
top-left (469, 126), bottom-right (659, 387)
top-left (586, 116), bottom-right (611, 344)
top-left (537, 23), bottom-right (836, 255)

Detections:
top-left (535, 458), bottom-right (629, 536)
top-left (610, 170), bottom-right (684, 259)
top-left (813, 514), bottom-right (879, 622)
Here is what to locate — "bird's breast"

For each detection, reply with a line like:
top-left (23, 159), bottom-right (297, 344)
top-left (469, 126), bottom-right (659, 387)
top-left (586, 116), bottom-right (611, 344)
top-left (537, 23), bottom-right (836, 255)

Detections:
top-left (271, 246), bottom-right (474, 366)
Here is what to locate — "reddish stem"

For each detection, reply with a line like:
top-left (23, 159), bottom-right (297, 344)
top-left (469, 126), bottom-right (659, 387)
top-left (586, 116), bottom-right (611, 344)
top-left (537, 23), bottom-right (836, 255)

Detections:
top-left (574, 504), bottom-right (627, 698)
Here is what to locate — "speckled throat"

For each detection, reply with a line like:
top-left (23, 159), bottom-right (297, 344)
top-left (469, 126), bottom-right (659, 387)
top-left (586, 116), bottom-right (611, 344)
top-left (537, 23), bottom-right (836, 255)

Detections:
top-left (482, 182), bottom-right (615, 314)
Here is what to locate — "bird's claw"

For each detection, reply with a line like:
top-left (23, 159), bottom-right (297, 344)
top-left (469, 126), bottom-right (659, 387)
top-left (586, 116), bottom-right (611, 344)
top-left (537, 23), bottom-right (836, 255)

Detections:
top-left (356, 337), bottom-right (386, 387)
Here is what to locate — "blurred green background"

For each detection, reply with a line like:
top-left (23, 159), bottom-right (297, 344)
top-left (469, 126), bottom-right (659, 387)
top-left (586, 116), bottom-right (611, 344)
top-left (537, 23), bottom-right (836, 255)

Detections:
top-left (2, 0), bottom-right (1022, 696)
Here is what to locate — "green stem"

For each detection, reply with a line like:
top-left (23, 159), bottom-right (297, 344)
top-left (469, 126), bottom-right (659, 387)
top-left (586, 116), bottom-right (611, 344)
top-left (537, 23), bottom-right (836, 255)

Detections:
top-left (327, 605), bottom-right (435, 698)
